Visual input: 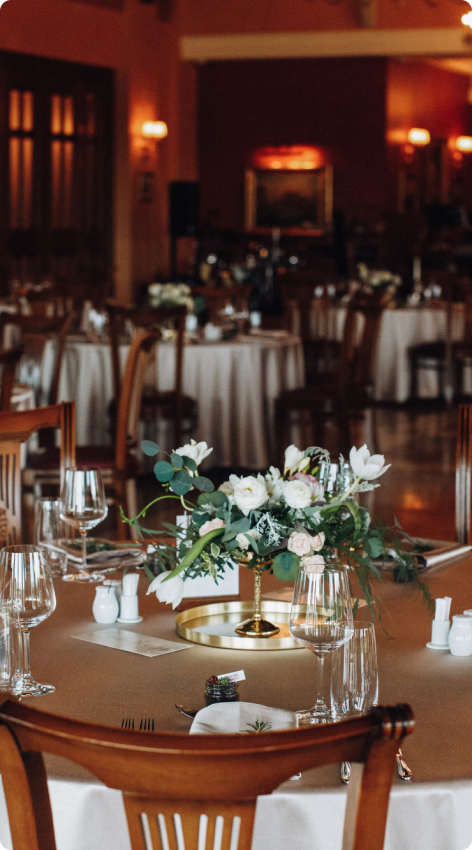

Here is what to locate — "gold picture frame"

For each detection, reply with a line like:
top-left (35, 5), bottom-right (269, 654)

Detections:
top-left (245, 165), bottom-right (333, 235)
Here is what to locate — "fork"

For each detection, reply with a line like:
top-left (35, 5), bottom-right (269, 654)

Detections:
top-left (139, 717), bottom-right (155, 731)
top-left (341, 749), bottom-right (412, 785)
top-left (121, 718), bottom-right (134, 729)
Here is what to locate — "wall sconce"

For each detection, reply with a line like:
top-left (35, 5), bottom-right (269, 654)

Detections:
top-left (142, 120), bottom-right (168, 141)
top-left (463, 0), bottom-right (472, 29)
top-left (456, 136), bottom-right (472, 153)
top-left (407, 128), bottom-right (431, 147)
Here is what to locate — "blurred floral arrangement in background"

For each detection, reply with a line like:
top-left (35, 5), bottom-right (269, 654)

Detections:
top-left (148, 282), bottom-right (194, 311)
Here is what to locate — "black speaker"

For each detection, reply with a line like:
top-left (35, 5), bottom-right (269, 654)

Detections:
top-left (169, 181), bottom-right (199, 237)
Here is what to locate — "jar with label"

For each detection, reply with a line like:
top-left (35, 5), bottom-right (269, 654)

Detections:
top-left (204, 676), bottom-right (240, 706)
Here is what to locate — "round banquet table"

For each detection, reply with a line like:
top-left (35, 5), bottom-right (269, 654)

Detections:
top-left (41, 332), bottom-right (304, 468)
top-left (2, 555), bottom-right (472, 850)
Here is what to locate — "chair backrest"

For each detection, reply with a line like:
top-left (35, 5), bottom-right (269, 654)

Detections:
top-left (0, 347), bottom-right (23, 411)
top-left (192, 285), bottom-right (252, 324)
top-left (456, 403), bottom-right (472, 544)
top-left (338, 290), bottom-right (385, 398)
top-left (114, 329), bottom-right (160, 473)
top-left (0, 697), bottom-right (413, 850)
top-left (0, 402), bottom-right (75, 544)
top-left (107, 303), bottom-right (185, 408)
top-left (0, 312), bottom-right (76, 407)
top-left (280, 275), bottom-right (332, 341)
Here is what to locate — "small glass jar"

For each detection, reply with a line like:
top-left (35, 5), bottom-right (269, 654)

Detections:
top-left (204, 679), bottom-right (240, 706)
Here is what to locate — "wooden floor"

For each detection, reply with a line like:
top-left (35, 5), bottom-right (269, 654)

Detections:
top-left (130, 404), bottom-right (458, 545)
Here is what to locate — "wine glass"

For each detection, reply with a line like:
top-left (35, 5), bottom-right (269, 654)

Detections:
top-left (0, 545), bottom-right (56, 697)
top-left (289, 563), bottom-right (353, 725)
top-left (59, 469), bottom-right (108, 582)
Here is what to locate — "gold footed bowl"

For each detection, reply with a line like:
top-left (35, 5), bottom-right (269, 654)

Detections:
top-left (235, 556), bottom-right (280, 638)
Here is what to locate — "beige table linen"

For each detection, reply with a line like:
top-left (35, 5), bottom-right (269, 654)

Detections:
top-left (2, 555), bottom-right (472, 849)
top-left (42, 334), bottom-right (304, 467)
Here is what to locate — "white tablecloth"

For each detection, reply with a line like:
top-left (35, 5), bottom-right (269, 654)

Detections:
top-left (294, 304), bottom-right (466, 403)
top-left (42, 333), bottom-right (304, 468)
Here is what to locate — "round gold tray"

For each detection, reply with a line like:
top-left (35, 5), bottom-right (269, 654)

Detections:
top-left (175, 600), bottom-right (303, 651)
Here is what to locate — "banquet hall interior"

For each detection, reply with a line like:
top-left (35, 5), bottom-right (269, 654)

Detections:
top-left (1, 2), bottom-right (472, 850)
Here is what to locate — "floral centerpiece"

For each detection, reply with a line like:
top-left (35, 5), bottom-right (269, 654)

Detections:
top-left (357, 263), bottom-right (402, 292)
top-left (148, 282), bottom-right (194, 311)
top-left (123, 440), bottom-right (431, 630)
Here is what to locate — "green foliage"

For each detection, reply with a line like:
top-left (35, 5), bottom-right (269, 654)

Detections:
top-left (272, 550), bottom-right (300, 581)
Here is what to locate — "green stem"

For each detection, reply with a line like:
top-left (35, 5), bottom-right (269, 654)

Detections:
top-left (132, 494), bottom-right (189, 522)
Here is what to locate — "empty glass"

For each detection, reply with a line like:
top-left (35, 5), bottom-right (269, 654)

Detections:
top-left (60, 469), bottom-right (108, 581)
top-left (34, 498), bottom-right (68, 577)
top-left (0, 603), bottom-right (22, 696)
top-left (0, 545), bottom-right (56, 697)
top-left (331, 621), bottom-right (378, 718)
top-left (289, 563), bottom-right (354, 724)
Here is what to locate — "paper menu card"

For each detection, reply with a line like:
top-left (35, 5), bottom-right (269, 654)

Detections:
top-left (72, 628), bottom-right (192, 657)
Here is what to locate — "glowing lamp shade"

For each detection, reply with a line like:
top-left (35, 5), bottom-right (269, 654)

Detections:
top-left (456, 136), bottom-right (472, 153)
top-left (142, 121), bottom-right (168, 140)
top-left (251, 145), bottom-right (324, 170)
top-left (407, 128), bottom-right (430, 147)
top-left (462, 10), bottom-right (472, 27)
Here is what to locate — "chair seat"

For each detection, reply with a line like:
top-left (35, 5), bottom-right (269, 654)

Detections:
top-left (29, 446), bottom-right (139, 476)
top-left (141, 390), bottom-right (198, 419)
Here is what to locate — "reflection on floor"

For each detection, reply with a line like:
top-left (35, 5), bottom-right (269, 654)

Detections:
top-left (131, 405), bottom-right (457, 545)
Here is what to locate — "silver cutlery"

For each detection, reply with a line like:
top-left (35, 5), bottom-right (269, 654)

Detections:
top-left (174, 704), bottom-right (199, 719)
top-left (121, 717), bottom-right (134, 729)
top-left (140, 717), bottom-right (155, 731)
top-left (341, 749), bottom-right (412, 784)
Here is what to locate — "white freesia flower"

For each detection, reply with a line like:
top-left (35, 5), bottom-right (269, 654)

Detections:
top-left (284, 479), bottom-right (313, 509)
top-left (174, 439), bottom-right (213, 468)
top-left (147, 571), bottom-right (184, 609)
top-left (233, 476), bottom-right (269, 516)
top-left (284, 445), bottom-right (306, 474)
top-left (301, 555), bottom-right (325, 574)
top-left (199, 518), bottom-right (225, 536)
top-left (349, 444), bottom-right (390, 481)
top-left (287, 531), bottom-right (314, 557)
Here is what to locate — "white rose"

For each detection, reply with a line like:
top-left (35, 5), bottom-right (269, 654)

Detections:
top-left (147, 571), bottom-right (185, 609)
top-left (233, 476), bottom-right (268, 516)
top-left (284, 479), bottom-right (313, 509)
top-left (236, 533), bottom-right (250, 549)
top-left (199, 518), bottom-right (225, 536)
top-left (284, 445), bottom-right (305, 474)
top-left (301, 555), bottom-right (325, 574)
top-left (311, 532), bottom-right (325, 552)
top-left (218, 481), bottom-right (234, 498)
top-left (174, 439), bottom-right (213, 468)
top-left (287, 531), bottom-right (313, 557)
top-left (349, 444), bottom-right (390, 481)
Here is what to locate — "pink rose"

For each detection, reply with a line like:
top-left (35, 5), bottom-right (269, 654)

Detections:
top-left (301, 555), bottom-right (325, 574)
top-left (288, 531), bottom-right (313, 557)
top-left (199, 518), bottom-right (225, 536)
top-left (292, 472), bottom-right (320, 485)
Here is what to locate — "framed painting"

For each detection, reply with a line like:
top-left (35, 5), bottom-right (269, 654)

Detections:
top-left (244, 165), bottom-right (333, 235)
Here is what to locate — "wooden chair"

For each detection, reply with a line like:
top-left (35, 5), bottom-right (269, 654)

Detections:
top-left (107, 303), bottom-right (198, 450)
top-left (73, 328), bottom-right (160, 539)
top-left (275, 290), bottom-right (385, 459)
top-left (0, 312), bottom-right (77, 408)
top-left (0, 347), bottom-right (23, 410)
top-left (193, 285), bottom-right (252, 323)
top-left (0, 697), bottom-right (413, 850)
top-left (0, 402), bottom-right (75, 544)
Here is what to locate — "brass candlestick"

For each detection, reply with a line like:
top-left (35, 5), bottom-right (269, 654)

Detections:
top-left (235, 556), bottom-right (280, 638)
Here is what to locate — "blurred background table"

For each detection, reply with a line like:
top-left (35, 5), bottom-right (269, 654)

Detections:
top-left (41, 331), bottom-right (304, 467)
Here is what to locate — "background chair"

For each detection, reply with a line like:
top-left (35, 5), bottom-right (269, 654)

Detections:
top-left (74, 328), bottom-right (160, 538)
top-left (275, 289), bottom-right (385, 458)
top-left (0, 347), bottom-right (23, 410)
top-left (456, 404), bottom-right (472, 544)
top-left (0, 697), bottom-right (413, 850)
top-left (107, 303), bottom-right (198, 450)
top-left (0, 402), bottom-right (75, 544)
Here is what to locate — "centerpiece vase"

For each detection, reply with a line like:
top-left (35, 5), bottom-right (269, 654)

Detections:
top-left (235, 556), bottom-right (280, 638)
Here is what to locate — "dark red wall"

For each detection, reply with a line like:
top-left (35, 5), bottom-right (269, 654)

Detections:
top-left (198, 57), bottom-right (389, 232)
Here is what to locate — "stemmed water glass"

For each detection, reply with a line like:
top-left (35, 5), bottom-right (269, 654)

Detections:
top-left (0, 545), bottom-right (56, 697)
top-left (289, 563), bottom-right (353, 725)
top-left (59, 469), bottom-right (108, 582)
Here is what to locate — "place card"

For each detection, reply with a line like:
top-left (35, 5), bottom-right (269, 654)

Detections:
top-left (72, 627), bottom-right (193, 657)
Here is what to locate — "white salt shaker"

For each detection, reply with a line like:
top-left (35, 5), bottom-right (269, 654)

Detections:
top-left (118, 573), bottom-right (142, 624)
top-left (92, 586), bottom-right (119, 624)
top-left (448, 615), bottom-right (472, 656)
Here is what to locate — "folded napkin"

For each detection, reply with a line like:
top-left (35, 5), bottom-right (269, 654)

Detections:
top-left (190, 701), bottom-right (298, 735)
